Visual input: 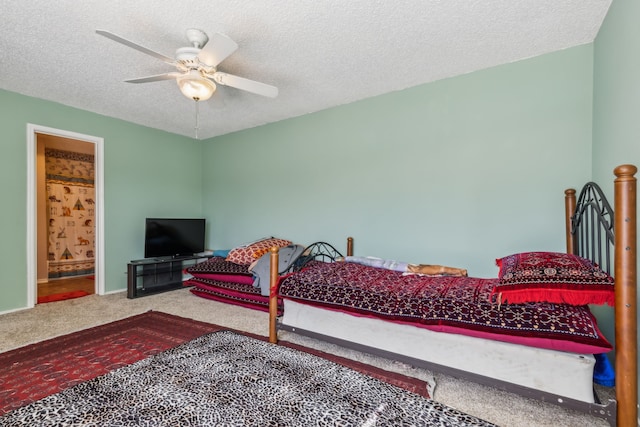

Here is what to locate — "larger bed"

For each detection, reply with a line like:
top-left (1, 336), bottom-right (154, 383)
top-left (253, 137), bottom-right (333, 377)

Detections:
top-left (267, 165), bottom-right (638, 426)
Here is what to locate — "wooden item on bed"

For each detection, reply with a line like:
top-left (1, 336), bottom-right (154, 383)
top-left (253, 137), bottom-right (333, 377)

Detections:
top-left (406, 264), bottom-right (468, 276)
top-left (268, 165), bottom-right (638, 426)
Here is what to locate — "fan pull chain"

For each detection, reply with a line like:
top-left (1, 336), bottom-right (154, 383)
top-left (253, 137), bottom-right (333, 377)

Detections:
top-left (194, 99), bottom-right (200, 139)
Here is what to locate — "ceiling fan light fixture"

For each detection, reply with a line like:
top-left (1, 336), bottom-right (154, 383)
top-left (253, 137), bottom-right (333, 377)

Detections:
top-left (177, 70), bottom-right (216, 101)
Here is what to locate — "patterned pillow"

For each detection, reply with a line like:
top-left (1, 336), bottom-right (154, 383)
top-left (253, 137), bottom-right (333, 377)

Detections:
top-left (226, 237), bottom-right (292, 265)
top-left (492, 251), bottom-right (614, 306)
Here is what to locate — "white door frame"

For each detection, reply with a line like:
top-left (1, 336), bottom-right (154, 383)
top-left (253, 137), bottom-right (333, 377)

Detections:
top-left (26, 124), bottom-right (105, 307)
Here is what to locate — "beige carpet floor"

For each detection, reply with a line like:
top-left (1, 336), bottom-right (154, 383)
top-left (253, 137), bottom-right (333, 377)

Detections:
top-left (0, 288), bottom-right (613, 426)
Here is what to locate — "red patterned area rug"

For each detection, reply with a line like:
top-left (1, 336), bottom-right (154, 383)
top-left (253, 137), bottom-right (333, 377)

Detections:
top-left (0, 311), bottom-right (430, 416)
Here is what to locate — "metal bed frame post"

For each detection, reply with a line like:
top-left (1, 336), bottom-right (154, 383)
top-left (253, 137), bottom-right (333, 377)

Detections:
top-left (565, 188), bottom-right (577, 254)
top-left (566, 165), bottom-right (638, 426)
top-left (614, 165), bottom-right (638, 427)
top-left (268, 247), bottom-right (279, 344)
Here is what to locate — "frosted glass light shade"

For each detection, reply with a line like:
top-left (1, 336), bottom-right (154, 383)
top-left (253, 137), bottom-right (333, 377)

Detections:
top-left (177, 70), bottom-right (216, 101)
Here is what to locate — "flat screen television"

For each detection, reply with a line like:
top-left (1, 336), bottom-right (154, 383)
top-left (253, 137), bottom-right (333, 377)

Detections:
top-left (144, 218), bottom-right (206, 259)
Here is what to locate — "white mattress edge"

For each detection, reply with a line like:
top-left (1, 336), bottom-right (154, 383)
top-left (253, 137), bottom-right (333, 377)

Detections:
top-left (281, 299), bottom-right (596, 403)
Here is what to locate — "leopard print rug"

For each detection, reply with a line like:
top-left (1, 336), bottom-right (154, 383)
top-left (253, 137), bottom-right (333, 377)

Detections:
top-left (0, 330), bottom-right (496, 426)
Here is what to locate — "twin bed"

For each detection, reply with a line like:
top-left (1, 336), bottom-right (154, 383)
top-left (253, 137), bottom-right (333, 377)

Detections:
top-left (186, 165), bottom-right (637, 426)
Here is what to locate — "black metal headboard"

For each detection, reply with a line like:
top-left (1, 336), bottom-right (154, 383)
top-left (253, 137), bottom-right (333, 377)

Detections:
top-left (570, 182), bottom-right (615, 274)
top-left (288, 241), bottom-right (343, 273)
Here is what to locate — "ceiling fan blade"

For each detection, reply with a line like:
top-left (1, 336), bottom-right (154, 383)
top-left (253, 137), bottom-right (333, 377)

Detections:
top-left (125, 73), bottom-right (180, 84)
top-left (96, 29), bottom-right (175, 64)
top-left (197, 33), bottom-right (238, 67)
top-left (212, 72), bottom-right (278, 98)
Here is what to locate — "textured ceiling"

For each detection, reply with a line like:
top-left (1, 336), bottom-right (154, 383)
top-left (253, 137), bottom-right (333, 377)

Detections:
top-left (0, 1), bottom-right (611, 140)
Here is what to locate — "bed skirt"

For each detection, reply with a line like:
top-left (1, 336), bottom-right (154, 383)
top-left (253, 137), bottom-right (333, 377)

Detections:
top-left (280, 299), bottom-right (596, 403)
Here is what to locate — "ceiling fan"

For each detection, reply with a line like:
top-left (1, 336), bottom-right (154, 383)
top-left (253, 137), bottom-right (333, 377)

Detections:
top-left (96, 28), bottom-right (278, 101)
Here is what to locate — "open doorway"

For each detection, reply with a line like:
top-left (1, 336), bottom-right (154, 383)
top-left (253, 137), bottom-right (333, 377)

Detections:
top-left (27, 124), bottom-right (104, 307)
top-left (37, 135), bottom-right (95, 302)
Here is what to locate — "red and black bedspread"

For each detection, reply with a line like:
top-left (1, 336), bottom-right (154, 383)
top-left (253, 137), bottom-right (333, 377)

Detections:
top-left (277, 261), bottom-right (612, 354)
top-left (186, 256), bottom-right (253, 284)
top-left (184, 257), bottom-right (280, 313)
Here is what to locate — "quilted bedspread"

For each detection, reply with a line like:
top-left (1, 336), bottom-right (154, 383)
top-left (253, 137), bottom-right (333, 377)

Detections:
top-left (186, 256), bottom-right (252, 276)
top-left (278, 261), bottom-right (612, 353)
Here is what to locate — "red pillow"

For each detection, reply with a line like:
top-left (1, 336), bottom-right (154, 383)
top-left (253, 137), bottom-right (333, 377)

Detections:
top-left (226, 237), bottom-right (292, 265)
top-left (493, 251), bottom-right (614, 306)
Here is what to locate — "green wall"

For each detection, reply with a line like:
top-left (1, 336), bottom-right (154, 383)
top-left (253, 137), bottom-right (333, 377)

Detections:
top-left (593, 0), bottom-right (640, 400)
top-left (593, 0), bottom-right (640, 178)
top-left (203, 45), bottom-right (594, 278)
top-left (0, 90), bottom-right (203, 312)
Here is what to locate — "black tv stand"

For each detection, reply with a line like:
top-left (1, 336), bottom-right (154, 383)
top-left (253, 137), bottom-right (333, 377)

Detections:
top-left (169, 254), bottom-right (196, 260)
top-left (147, 256), bottom-right (190, 262)
top-left (127, 255), bottom-right (210, 298)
